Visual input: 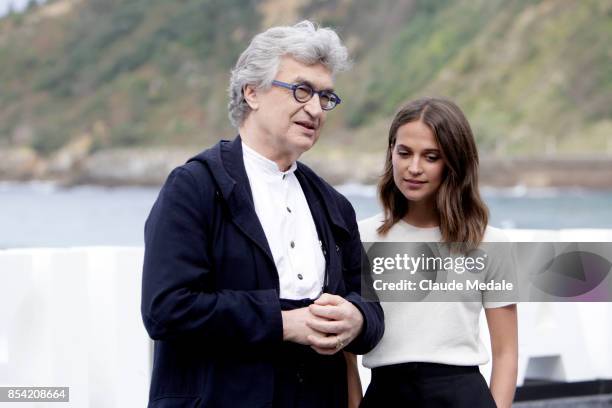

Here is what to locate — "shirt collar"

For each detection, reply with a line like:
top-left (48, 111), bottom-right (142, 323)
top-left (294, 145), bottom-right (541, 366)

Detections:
top-left (242, 141), bottom-right (297, 180)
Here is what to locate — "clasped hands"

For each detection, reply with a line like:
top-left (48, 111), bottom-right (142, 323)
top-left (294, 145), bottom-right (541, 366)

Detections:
top-left (281, 293), bottom-right (363, 355)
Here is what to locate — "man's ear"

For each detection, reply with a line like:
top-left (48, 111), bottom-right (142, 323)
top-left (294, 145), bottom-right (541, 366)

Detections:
top-left (243, 84), bottom-right (259, 110)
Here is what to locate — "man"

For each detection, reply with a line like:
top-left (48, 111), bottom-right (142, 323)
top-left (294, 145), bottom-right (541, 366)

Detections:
top-left (141, 20), bottom-right (383, 407)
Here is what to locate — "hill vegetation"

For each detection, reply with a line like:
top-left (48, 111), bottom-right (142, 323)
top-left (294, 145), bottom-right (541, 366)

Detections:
top-left (0, 0), bottom-right (610, 161)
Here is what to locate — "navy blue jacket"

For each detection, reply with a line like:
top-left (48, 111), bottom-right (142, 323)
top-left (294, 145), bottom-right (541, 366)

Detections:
top-left (141, 136), bottom-right (384, 407)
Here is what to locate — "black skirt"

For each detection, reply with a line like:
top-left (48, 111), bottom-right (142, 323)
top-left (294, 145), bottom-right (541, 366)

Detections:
top-left (361, 362), bottom-right (497, 408)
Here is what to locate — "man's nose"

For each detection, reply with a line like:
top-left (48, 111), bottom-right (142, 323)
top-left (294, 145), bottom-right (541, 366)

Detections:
top-left (304, 94), bottom-right (323, 118)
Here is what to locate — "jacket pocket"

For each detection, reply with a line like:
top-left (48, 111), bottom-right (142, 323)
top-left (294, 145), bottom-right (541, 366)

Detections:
top-left (149, 395), bottom-right (201, 408)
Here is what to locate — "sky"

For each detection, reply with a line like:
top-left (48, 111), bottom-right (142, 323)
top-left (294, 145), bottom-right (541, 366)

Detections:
top-left (0, 0), bottom-right (37, 17)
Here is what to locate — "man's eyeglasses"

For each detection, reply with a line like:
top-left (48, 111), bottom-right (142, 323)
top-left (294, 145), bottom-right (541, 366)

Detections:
top-left (271, 80), bottom-right (341, 111)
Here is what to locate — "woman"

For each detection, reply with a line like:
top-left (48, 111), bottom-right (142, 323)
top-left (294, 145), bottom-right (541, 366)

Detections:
top-left (353, 97), bottom-right (517, 407)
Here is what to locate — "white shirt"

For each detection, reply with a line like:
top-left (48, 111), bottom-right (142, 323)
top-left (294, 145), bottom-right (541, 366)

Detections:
top-left (242, 142), bottom-right (326, 300)
top-left (359, 213), bottom-right (514, 368)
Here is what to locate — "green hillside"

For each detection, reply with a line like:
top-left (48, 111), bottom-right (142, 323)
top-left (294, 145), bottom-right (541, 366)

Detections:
top-left (1, 0), bottom-right (610, 158)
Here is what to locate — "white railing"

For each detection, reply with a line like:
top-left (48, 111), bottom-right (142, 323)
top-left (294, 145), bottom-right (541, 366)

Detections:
top-left (1, 229), bottom-right (611, 407)
top-left (0, 247), bottom-right (149, 408)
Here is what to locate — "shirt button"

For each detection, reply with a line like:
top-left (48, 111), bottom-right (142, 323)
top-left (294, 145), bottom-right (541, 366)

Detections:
top-left (287, 206), bottom-right (292, 213)
top-left (290, 241), bottom-right (295, 248)
top-left (297, 274), bottom-right (303, 280)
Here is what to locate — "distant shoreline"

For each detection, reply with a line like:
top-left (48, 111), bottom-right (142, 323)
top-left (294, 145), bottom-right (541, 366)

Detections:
top-left (1, 147), bottom-right (612, 189)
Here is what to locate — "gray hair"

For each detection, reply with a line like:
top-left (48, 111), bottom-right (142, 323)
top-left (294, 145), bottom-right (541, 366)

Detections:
top-left (228, 20), bottom-right (351, 128)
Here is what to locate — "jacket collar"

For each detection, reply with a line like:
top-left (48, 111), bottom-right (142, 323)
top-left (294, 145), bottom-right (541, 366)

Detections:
top-left (295, 162), bottom-right (350, 240)
top-left (191, 135), bottom-right (350, 244)
top-left (189, 136), bottom-right (273, 264)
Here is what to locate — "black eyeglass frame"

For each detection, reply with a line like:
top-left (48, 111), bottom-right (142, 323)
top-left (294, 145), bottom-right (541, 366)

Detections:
top-left (271, 80), bottom-right (341, 110)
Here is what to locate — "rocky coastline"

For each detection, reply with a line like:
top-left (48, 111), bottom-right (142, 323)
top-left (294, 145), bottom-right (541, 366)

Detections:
top-left (1, 146), bottom-right (612, 189)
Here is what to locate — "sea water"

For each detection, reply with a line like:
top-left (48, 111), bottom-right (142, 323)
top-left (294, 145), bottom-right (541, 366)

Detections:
top-left (1, 182), bottom-right (612, 248)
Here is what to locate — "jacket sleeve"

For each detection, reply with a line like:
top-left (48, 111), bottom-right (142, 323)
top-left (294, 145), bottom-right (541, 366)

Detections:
top-left (141, 166), bottom-right (283, 345)
top-left (339, 198), bottom-right (385, 355)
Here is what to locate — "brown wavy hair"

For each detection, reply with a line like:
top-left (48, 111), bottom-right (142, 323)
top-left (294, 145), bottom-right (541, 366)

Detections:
top-left (377, 97), bottom-right (488, 249)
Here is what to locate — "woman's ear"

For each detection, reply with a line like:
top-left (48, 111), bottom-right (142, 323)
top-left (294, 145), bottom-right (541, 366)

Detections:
top-left (243, 84), bottom-right (259, 110)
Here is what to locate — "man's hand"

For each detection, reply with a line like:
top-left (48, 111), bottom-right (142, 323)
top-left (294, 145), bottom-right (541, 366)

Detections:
top-left (305, 293), bottom-right (364, 355)
top-left (281, 307), bottom-right (328, 345)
